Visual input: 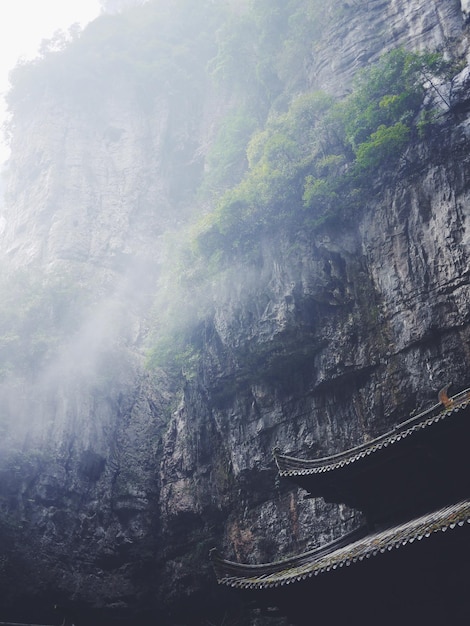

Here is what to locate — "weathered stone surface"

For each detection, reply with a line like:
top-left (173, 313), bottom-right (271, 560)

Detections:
top-left (0, 2), bottom-right (469, 625)
top-left (312, 0), bottom-right (467, 95)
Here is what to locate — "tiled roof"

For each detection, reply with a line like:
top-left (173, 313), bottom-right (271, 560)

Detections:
top-left (211, 500), bottom-right (470, 590)
top-left (274, 387), bottom-right (470, 477)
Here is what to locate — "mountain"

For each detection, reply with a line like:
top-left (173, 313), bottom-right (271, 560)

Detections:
top-left (0, 1), bottom-right (469, 624)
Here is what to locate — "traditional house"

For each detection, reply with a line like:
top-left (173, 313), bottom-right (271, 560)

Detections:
top-left (211, 385), bottom-right (470, 624)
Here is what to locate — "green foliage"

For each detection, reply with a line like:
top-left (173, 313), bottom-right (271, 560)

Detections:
top-left (302, 176), bottom-right (338, 214)
top-left (354, 121), bottom-right (410, 171)
top-left (147, 331), bottom-right (200, 378)
top-left (276, 0), bottom-right (328, 93)
top-left (7, 0), bottom-right (221, 113)
top-left (334, 48), bottom-right (458, 171)
top-left (195, 47), bottom-right (454, 265)
top-left (208, 0), bottom-right (329, 117)
top-left (208, 11), bottom-right (261, 98)
top-left (201, 106), bottom-right (259, 196)
top-left (140, 7), bottom-right (459, 371)
top-left (11, 2), bottom-right (453, 374)
top-left (338, 48), bottom-right (435, 152)
top-left (0, 271), bottom-right (89, 379)
top-left (145, 230), bottom-right (214, 375)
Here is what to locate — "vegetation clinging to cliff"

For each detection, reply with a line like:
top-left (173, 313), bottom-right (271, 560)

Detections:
top-left (0, 272), bottom-right (90, 379)
top-left (209, 0), bottom-right (328, 113)
top-left (3, 1), bottom-right (458, 376)
top-left (7, 0), bottom-right (222, 113)
top-left (195, 48), bottom-right (453, 264)
top-left (149, 45), bottom-right (455, 370)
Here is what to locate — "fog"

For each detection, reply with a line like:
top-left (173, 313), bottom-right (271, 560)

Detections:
top-left (0, 1), bottom-right (102, 164)
top-left (0, 0), bottom-right (371, 457)
top-left (0, 1), bottom-right (211, 449)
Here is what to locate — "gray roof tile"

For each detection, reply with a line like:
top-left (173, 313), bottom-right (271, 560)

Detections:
top-left (212, 500), bottom-right (470, 589)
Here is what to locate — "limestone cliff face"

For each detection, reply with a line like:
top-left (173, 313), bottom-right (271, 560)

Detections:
top-left (2, 90), bottom-right (208, 272)
top-left (313, 0), bottom-right (467, 94)
top-left (157, 121), bottom-right (470, 617)
top-left (158, 0), bottom-right (470, 615)
top-left (0, 1), bottom-right (470, 624)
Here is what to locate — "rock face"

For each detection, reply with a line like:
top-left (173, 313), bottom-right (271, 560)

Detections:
top-left (311, 0), bottom-right (467, 94)
top-left (0, 1), bottom-right (470, 624)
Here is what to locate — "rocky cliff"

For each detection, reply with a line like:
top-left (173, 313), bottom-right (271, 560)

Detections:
top-left (0, 1), bottom-right (469, 624)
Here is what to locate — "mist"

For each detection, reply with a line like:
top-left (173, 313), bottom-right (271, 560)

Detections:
top-left (0, 1), bottom-right (469, 624)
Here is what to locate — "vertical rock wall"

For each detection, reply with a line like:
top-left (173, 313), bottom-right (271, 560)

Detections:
top-left (0, 1), bottom-right (469, 624)
top-left (157, 1), bottom-right (470, 619)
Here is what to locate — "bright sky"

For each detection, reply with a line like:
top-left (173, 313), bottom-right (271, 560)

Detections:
top-left (0, 1), bottom-right (101, 163)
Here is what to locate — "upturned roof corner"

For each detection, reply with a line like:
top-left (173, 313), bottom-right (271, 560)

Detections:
top-left (212, 384), bottom-right (470, 607)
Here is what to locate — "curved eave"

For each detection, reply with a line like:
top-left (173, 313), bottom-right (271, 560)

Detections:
top-left (275, 389), bottom-right (470, 477)
top-left (212, 500), bottom-right (470, 590)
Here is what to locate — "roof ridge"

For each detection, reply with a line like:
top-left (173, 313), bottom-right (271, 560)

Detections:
top-left (213, 499), bottom-right (470, 589)
top-left (274, 387), bottom-right (470, 475)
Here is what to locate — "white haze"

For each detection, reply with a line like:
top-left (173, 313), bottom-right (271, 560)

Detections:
top-left (0, 1), bottom-right (101, 164)
top-left (0, 0), bottom-right (194, 453)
